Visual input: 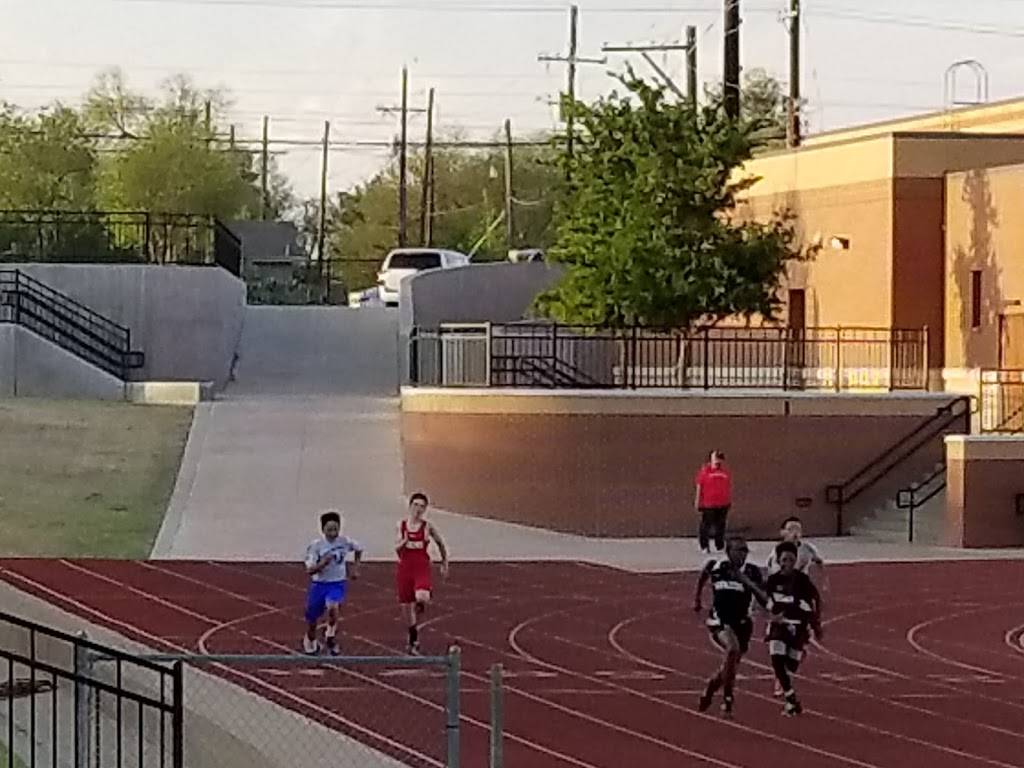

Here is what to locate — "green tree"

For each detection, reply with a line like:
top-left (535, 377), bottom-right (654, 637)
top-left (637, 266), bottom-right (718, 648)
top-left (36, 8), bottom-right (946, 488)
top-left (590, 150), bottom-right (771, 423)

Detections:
top-left (0, 105), bottom-right (97, 210)
top-left (705, 68), bottom-right (800, 147)
top-left (324, 140), bottom-right (561, 291)
top-left (87, 70), bottom-right (291, 219)
top-left (534, 72), bottom-right (809, 329)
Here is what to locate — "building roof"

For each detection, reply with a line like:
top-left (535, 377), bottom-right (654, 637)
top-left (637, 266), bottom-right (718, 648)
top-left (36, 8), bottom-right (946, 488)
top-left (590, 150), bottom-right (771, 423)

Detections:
top-left (802, 96), bottom-right (1024, 148)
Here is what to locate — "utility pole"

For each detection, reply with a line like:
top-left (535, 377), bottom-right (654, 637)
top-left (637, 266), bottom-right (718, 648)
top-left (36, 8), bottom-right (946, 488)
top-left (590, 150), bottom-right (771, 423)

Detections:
top-left (419, 88), bottom-right (435, 247)
top-left (260, 116), bottom-right (269, 221)
top-left (538, 5), bottom-right (605, 162)
top-left (378, 67), bottom-right (427, 248)
top-left (399, 66), bottom-right (409, 247)
top-left (317, 120), bottom-right (330, 300)
top-left (686, 26), bottom-right (698, 107)
top-left (723, 0), bottom-right (741, 120)
top-left (228, 124), bottom-right (236, 150)
top-left (504, 119), bottom-right (514, 252)
top-left (787, 0), bottom-right (801, 147)
top-left (602, 39), bottom-right (691, 101)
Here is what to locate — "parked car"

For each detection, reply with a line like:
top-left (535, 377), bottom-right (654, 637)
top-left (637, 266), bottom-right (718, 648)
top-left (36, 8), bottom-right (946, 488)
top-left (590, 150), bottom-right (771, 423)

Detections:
top-left (377, 248), bottom-right (471, 306)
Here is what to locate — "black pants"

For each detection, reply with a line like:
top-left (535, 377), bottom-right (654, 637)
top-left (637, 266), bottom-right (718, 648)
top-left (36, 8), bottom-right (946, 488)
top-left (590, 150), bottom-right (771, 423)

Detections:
top-left (699, 506), bottom-right (729, 551)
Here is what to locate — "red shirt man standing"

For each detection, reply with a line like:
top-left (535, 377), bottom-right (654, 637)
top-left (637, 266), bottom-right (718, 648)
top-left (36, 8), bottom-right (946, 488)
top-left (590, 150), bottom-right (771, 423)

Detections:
top-left (695, 450), bottom-right (732, 554)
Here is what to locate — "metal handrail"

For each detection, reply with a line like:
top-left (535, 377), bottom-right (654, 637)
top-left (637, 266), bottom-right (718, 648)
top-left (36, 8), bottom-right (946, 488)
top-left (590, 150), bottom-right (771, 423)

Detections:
top-left (826, 396), bottom-right (970, 535)
top-left (896, 463), bottom-right (948, 543)
top-left (0, 269), bottom-right (144, 379)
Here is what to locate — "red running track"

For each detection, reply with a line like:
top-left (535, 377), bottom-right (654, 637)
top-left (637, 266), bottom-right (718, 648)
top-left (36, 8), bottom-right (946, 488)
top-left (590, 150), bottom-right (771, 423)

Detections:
top-left (2, 559), bottom-right (1024, 768)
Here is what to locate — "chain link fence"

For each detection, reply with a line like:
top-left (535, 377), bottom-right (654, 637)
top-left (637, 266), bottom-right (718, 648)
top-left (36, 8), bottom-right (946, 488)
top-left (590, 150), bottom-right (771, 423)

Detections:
top-left (86, 651), bottom-right (465, 768)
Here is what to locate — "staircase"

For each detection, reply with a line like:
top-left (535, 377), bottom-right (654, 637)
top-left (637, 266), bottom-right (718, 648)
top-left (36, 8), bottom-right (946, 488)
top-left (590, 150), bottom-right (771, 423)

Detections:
top-left (848, 462), bottom-right (948, 543)
top-left (0, 269), bottom-right (144, 379)
top-left (826, 396), bottom-right (971, 540)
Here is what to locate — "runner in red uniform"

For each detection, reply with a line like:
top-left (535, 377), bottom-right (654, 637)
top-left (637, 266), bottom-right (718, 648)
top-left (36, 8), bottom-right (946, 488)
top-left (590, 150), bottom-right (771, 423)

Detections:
top-left (396, 492), bottom-right (449, 655)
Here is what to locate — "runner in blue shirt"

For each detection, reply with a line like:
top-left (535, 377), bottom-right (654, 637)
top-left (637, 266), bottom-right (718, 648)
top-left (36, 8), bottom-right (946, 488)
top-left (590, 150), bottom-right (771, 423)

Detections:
top-left (303, 510), bottom-right (363, 655)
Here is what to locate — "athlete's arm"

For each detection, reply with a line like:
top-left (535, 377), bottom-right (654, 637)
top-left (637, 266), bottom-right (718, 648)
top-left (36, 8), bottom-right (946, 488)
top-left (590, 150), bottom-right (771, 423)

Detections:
top-left (693, 561), bottom-right (713, 612)
top-left (350, 539), bottom-right (363, 580)
top-left (395, 522), bottom-right (408, 553)
top-left (428, 523), bottom-right (450, 577)
top-left (737, 566), bottom-right (769, 608)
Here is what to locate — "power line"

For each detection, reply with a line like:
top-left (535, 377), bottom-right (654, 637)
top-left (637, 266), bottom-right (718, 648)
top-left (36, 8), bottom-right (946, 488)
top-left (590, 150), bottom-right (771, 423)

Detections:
top-left (115, 0), bottom-right (780, 14)
top-left (808, 6), bottom-right (1024, 37)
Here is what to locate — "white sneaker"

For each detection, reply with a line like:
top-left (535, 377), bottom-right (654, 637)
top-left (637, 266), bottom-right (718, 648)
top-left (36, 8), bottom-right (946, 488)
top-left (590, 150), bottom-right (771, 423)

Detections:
top-left (302, 636), bottom-right (320, 655)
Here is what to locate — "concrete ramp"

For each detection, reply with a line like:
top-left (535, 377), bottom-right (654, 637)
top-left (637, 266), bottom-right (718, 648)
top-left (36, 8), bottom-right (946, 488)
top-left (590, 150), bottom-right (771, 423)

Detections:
top-left (153, 306), bottom-right (407, 560)
top-left (228, 307), bottom-right (399, 397)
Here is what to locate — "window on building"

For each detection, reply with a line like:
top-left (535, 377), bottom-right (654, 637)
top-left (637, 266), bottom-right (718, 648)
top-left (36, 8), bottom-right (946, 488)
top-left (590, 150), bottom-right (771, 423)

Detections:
top-left (971, 270), bottom-right (983, 330)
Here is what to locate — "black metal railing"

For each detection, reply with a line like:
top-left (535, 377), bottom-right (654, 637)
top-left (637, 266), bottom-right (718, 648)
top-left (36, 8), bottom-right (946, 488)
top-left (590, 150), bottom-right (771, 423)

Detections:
top-left (409, 323), bottom-right (930, 391)
top-left (0, 269), bottom-right (144, 379)
top-left (826, 396), bottom-right (971, 535)
top-left (0, 610), bottom-right (182, 768)
top-left (980, 369), bottom-right (1024, 433)
top-left (0, 210), bottom-right (241, 277)
top-left (896, 463), bottom-right (947, 543)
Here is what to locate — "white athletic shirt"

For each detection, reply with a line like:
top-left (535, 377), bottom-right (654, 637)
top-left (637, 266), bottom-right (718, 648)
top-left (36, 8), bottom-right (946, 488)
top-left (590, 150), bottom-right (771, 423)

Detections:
top-left (305, 536), bottom-right (363, 583)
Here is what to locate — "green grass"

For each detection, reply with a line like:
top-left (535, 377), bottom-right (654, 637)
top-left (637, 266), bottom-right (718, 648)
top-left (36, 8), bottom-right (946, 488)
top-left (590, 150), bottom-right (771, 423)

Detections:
top-left (0, 400), bottom-right (193, 558)
top-left (0, 740), bottom-right (28, 768)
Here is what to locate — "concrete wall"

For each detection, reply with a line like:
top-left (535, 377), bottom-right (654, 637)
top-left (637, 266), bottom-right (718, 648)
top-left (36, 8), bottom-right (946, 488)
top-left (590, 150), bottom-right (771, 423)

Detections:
top-left (0, 325), bottom-right (125, 399)
top-left (11, 265), bottom-right (245, 388)
top-left (946, 435), bottom-right (1024, 547)
top-left (401, 389), bottom-right (957, 538)
top-left (398, 260), bottom-right (565, 384)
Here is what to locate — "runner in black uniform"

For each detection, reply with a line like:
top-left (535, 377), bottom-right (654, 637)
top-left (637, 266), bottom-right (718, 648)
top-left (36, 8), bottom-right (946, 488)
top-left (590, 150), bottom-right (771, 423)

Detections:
top-left (693, 536), bottom-right (765, 717)
top-left (763, 540), bottom-right (823, 716)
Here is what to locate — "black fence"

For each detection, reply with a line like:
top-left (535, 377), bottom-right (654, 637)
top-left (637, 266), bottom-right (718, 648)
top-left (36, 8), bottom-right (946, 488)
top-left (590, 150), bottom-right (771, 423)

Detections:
top-left (980, 369), bottom-right (1024, 433)
top-left (0, 611), bottom-right (182, 768)
top-left (0, 269), bottom-right (144, 379)
top-left (0, 211), bottom-right (241, 277)
top-left (410, 323), bottom-right (930, 391)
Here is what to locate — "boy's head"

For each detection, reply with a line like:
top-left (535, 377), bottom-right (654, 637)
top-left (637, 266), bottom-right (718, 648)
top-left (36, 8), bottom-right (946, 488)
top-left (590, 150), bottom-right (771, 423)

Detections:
top-left (409, 492), bottom-right (429, 520)
top-left (320, 510), bottom-right (342, 540)
top-left (780, 516), bottom-right (803, 542)
top-left (725, 536), bottom-right (748, 567)
top-left (774, 540), bottom-right (799, 574)
top-left (709, 450), bottom-right (725, 468)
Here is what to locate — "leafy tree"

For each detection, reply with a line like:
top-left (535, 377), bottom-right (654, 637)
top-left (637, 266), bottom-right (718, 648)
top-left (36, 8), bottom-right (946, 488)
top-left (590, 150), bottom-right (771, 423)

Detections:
top-left (705, 68), bottom-right (802, 147)
top-left (324, 141), bottom-right (561, 291)
top-left (534, 72), bottom-right (810, 329)
top-left (0, 105), bottom-right (97, 210)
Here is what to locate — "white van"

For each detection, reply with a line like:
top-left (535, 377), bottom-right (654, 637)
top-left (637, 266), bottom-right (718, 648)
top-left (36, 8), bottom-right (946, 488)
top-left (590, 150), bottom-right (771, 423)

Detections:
top-left (377, 248), bottom-right (470, 306)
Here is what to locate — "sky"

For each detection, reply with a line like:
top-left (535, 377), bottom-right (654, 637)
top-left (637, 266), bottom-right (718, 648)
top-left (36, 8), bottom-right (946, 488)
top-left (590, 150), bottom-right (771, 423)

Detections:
top-left (2, 0), bottom-right (1024, 198)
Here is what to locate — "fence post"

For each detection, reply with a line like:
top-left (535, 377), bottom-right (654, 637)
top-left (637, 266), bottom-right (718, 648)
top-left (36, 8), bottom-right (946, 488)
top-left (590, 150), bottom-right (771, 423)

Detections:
top-left (74, 633), bottom-right (92, 768)
top-left (702, 328), bottom-right (710, 390)
top-left (446, 646), bottom-right (461, 768)
top-left (908, 493), bottom-right (915, 544)
top-left (485, 322), bottom-right (493, 387)
top-left (489, 664), bottom-right (504, 768)
top-left (172, 661), bottom-right (184, 768)
top-left (408, 327), bottom-right (419, 385)
top-left (834, 326), bottom-right (842, 393)
top-left (921, 325), bottom-right (930, 391)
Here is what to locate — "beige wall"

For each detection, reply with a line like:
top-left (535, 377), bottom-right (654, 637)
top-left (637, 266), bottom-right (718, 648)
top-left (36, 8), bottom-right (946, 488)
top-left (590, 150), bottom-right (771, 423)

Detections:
top-left (894, 135), bottom-right (1024, 178)
top-left (945, 164), bottom-right (1024, 370)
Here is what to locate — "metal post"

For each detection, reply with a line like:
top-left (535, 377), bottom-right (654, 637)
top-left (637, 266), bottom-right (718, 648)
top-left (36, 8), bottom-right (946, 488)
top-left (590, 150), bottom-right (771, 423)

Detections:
top-left (446, 646), bottom-right (461, 768)
top-left (702, 328), bottom-right (710, 390)
top-left (74, 633), bottom-right (92, 768)
top-left (485, 322), bottom-right (493, 387)
top-left (908, 494), bottom-right (915, 543)
top-left (171, 661), bottom-right (184, 768)
top-left (922, 325), bottom-right (930, 391)
top-left (834, 326), bottom-right (842, 393)
top-left (489, 664), bottom-right (504, 768)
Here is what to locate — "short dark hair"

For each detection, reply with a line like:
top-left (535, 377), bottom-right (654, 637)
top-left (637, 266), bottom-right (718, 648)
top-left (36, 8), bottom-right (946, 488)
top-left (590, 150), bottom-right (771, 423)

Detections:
top-left (409, 492), bottom-right (429, 506)
top-left (711, 450), bottom-right (725, 461)
top-left (726, 535), bottom-right (747, 551)
top-left (320, 511), bottom-right (341, 529)
top-left (781, 516), bottom-right (801, 527)
top-left (775, 541), bottom-right (799, 559)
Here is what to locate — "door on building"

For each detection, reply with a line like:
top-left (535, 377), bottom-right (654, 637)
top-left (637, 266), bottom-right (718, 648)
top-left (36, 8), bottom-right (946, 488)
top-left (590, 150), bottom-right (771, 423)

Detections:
top-left (786, 289), bottom-right (807, 389)
top-left (1000, 313), bottom-right (1024, 369)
